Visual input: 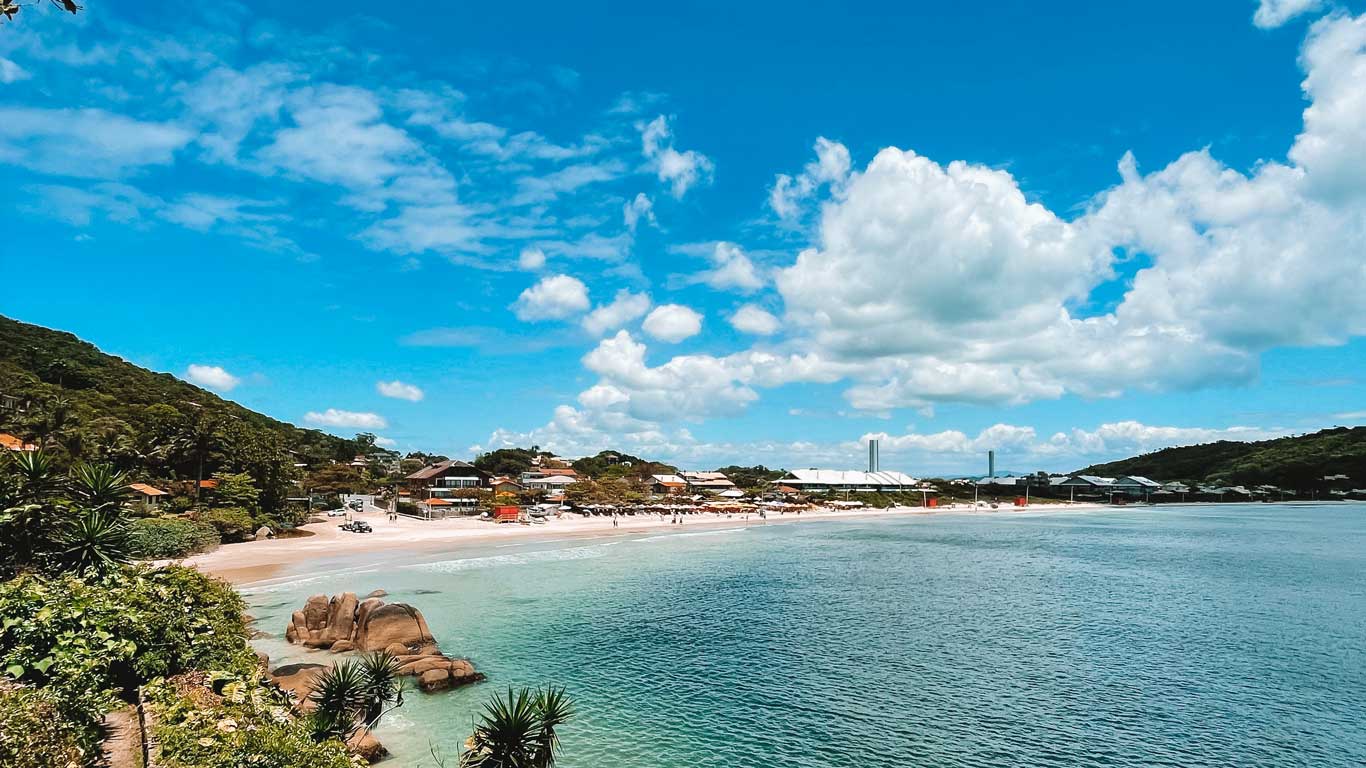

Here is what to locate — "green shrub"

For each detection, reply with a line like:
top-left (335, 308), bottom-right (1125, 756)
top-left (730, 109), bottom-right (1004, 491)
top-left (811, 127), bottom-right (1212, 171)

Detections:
top-left (0, 682), bottom-right (93, 768)
top-left (147, 674), bottom-right (356, 768)
top-left (0, 565), bottom-right (257, 739)
top-left (196, 507), bottom-right (256, 543)
top-left (129, 516), bottom-right (220, 558)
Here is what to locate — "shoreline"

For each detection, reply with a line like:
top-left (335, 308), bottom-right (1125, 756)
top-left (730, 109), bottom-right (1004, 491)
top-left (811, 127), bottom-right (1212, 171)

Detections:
top-left (182, 501), bottom-right (1108, 585)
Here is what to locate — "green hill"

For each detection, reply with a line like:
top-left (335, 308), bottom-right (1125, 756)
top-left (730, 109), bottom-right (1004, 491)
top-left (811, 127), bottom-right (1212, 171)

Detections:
top-left (1077, 427), bottom-right (1366, 489)
top-left (0, 314), bottom-right (360, 505)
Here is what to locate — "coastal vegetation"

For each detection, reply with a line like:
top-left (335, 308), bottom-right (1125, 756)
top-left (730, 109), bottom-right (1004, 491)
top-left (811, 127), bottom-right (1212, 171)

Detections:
top-left (1078, 426), bottom-right (1366, 489)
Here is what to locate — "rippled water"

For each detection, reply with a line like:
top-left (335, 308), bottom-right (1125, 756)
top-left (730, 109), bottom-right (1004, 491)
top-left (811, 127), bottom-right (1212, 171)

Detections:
top-left (246, 504), bottom-right (1366, 767)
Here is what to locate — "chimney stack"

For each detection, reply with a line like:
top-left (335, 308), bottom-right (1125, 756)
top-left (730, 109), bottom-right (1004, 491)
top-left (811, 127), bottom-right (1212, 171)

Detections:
top-left (868, 439), bottom-right (880, 472)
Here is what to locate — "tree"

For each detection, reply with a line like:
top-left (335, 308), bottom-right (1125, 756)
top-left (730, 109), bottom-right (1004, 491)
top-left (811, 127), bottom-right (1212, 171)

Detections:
top-left (474, 448), bottom-right (536, 478)
top-left (56, 507), bottom-right (131, 575)
top-left (304, 464), bottom-right (367, 496)
top-left (460, 687), bottom-right (574, 768)
top-left (210, 471), bottom-right (260, 513)
top-left (171, 412), bottom-right (221, 501)
top-left (1, 0), bottom-right (80, 24)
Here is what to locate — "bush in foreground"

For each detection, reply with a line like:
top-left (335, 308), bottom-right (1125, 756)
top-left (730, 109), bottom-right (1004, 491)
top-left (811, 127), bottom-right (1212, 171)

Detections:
top-left (147, 673), bottom-right (356, 768)
top-left (0, 681), bottom-right (92, 768)
top-left (0, 565), bottom-right (256, 749)
top-left (129, 516), bottom-right (220, 558)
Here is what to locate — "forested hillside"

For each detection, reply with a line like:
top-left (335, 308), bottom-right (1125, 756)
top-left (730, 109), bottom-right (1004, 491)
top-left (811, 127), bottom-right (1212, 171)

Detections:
top-left (0, 314), bottom-right (361, 511)
top-left (1078, 427), bottom-right (1366, 488)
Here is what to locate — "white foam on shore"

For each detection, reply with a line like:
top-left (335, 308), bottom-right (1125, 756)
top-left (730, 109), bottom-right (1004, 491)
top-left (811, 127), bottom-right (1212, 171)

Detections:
top-left (239, 567), bottom-right (381, 595)
top-left (406, 542), bottom-right (616, 573)
top-left (634, 527), bottom-right (748, 543)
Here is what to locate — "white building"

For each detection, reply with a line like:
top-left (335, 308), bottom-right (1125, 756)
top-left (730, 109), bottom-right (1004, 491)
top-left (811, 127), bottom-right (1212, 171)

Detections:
top-left (777, 469), bottom-right (918, 493)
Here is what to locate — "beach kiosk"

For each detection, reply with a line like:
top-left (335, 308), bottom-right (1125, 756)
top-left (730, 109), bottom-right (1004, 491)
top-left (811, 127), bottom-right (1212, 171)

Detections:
top-left (493, 505), bottom-right (520, 523)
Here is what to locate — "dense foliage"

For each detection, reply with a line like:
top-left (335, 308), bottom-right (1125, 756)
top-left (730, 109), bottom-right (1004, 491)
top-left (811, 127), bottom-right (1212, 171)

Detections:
top-left (713, 465), bottom-right (787, 489)
top-left (128, 516), bottom-right (222, 558)
top-left (195, 506), bottom-right (257, 543)
top-left (0, 681), bottom-right (92, 768)
top-left (0, 313), bottom-right (364, 517)
top-left (146, 673), bottom-right (357, 768)
top-left (474, 448), bottom-right (540, 477)
top-left (1078, 426), bottom-right (1366, 487)
top-left (571, 450), bottom-right (676, 481)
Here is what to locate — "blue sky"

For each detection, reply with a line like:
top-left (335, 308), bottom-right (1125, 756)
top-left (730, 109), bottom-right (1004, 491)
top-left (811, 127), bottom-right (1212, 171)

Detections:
top-left (3, 0), bottom-right (1366, 475)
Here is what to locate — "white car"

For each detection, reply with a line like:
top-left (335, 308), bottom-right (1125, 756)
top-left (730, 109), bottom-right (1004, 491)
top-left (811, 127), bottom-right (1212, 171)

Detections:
top-left (325, 508), bottom-right (348, 517)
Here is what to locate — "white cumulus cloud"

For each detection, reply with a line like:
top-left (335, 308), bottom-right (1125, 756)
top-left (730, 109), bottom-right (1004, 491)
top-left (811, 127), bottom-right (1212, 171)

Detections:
top-left (376, 380), bottom-right (424, 401)
top-left (184, 364), bottom-right (241, 392)
top-left (643, 304), bottom-right (703, 342)
top-left (513, 274), bottom-right (591, 321)
top-left (729, 305), bottom-right (781, 335)
top-left (640, 115), bottom-right (713, 198)
top-left (582, 289), bottom-right (652, 336)
top-left (518, 246), bottom-right (547, 271)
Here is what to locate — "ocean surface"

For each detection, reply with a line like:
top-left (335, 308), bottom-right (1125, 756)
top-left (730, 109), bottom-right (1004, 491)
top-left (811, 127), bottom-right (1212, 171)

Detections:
top-left (245, 504), bottom-right (1366, 767)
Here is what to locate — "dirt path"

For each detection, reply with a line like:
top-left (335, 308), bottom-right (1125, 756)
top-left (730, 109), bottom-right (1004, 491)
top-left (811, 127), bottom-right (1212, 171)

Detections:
top-left (100, 705), bottom-right (143, 768)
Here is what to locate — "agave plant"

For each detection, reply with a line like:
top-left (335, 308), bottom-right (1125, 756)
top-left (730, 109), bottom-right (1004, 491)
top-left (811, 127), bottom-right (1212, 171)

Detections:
top-left (57, 506), bottom-right (132, 575)
top-left (460, 686), bottom-right (575, 768)
top-left (69, 462), bottom-right (130, 508)
top-left (308, 659), bottom-right (371, 742)
top-left (357, 651), bottom-right (405, 727)
top-left (9, 450), bottom-right (63, 504)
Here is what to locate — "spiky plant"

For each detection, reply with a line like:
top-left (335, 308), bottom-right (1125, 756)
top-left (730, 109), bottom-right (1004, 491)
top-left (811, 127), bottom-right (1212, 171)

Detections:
top-left (69, 462), bottom-right (130, 508)
top-left (308, 660), bottom-right (370, 742)
top-left (57, 506), bottom-right (131, 575)
top-left (357, 651), bottom-right (404, 727)
top-left (460, 686), bottom-right (575, 768)
top-left (9, 450), bottom-right (62, 504)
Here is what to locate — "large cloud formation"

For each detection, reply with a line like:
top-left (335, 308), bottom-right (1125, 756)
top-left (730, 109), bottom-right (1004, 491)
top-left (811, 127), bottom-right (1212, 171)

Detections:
top-left (495, 11), bottom-right (1366, 462)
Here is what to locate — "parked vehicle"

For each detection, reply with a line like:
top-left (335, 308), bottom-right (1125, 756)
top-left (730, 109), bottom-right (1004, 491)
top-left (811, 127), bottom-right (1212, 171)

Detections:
top-left (340, 520), bottom-right (373, 533)
top-left (326, 509), bottom-right (348, 517)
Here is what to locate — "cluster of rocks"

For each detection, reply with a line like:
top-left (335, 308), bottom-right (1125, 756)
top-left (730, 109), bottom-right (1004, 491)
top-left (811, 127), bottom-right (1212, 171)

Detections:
top-left (277, 590), bottom-right (483, 693)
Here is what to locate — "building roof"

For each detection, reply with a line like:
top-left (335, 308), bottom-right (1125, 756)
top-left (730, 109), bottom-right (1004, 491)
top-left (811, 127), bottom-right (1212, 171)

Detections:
top-left (718, 489), bottom-right (745, 498)
top-left (680, 471), bottom-right (736, 487)
top-left (528, 475), bottom-right (576, 485)
top-left (0, 433), bottom-right (37, 452)
top-left (423, 497), bottom-right (454, 505)
top-left (782, 469), bottom-right (918, 486)
top-left (540, 468), bottom-right (578, 477)
top-left (406, 460), bottom-right (482, 481)
top-left (1116, 475), bottom-right (1162, 488)
top-left (1057, 475), bottom-right (1115, 487)
top-left (128, 483), bottom-right (167, 496)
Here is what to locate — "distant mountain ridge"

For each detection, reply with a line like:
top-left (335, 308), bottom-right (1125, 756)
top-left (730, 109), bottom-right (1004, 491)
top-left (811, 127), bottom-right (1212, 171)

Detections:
top-left (0, 313), bottom-right (355, 465)
top-left (1077, 427), bottom-right (1366, 488)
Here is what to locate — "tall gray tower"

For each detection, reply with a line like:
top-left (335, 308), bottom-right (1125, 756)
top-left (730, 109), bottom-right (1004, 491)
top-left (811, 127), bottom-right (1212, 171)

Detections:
top-left (988, 450), bottom-right (996, 478)
top-left (868, 439), bottom-right (880, 472)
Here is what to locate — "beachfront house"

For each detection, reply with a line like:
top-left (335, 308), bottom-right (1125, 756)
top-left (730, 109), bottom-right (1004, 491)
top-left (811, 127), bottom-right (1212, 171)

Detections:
top-left (519, 467), bottom-right (579, 484)
top-left (489, 477), bottom-right (524, 495)
top-left (680, 471), bottom-right (737, 493)
top-left (405, 460), bottom-right (489, 501)
top-left (523, 475), bottom-right (576, 497)
top-left (651, 474), bottom-right (688, 495)
top-left (776, 469), bottom-right (918, 494)
top-left (128, 482), bottom-right (167, 511)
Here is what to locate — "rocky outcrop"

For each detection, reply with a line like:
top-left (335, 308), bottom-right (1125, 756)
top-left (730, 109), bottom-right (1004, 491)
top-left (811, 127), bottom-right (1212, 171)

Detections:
top-left (280, 592), bottom-right (483, 695)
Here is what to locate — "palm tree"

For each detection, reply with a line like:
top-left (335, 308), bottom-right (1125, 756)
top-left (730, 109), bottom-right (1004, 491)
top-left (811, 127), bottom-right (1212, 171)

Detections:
top-left (357, 651), bottom-right (405, 727)
top-left (171, 414), bottom-right (220, 501)
top-left (56, 507), bottom-right (131, 575)
top-left (460, 687), bottom-right (575, 768)
top-left (69, 462), bottom-right (130, 508)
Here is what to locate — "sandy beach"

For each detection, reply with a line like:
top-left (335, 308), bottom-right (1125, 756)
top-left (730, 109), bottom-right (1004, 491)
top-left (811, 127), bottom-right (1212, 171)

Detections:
top-left (182, 501), bottom-right (1108, 584)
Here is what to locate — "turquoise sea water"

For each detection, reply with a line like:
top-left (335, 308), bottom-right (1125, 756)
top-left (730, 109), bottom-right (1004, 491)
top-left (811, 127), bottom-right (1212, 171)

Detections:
top-left (246, 504), bottom-right (1366, 767)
